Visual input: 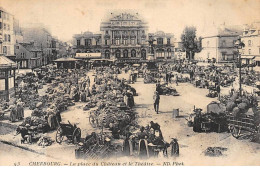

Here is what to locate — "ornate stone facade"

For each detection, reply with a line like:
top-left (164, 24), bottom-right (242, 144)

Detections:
top-left (100, 12), bottom-right (149, 60)
top-left (72, 12), bottom-right (175, 62)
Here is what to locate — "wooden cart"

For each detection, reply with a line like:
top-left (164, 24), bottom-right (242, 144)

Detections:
top-left (56, 121), bottom-right (81, 144)
top-left (227, 114), bottom-right (259, 140)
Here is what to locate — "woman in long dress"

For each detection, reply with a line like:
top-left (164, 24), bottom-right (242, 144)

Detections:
top-left (17, 99), bottom-right (24, 120)
top-left (9, 105), bottom-right (17, 122)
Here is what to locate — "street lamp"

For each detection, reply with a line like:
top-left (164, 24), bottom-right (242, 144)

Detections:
top-left (234, 38), bottom-right (245, 96)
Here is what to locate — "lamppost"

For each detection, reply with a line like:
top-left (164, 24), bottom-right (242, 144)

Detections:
top-left (234, 38), bottom-right (245, 96)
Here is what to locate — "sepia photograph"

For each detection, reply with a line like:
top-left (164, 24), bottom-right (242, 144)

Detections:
top-left (0, 0), bottom-right (260, 166)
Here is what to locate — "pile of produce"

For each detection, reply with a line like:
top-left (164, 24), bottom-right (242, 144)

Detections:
top-left (37, 136), bottom-right (54, 147)
top-left (221, 91), bottom-right (258, 118)
top-left (157, 83), bottom-right (179, 96)
top-left (19, 116), bottom-right (50, 133)
top-left (83, 70), bottom-right (138, 136)
top-left (241, 72), bottom-right (260, 87)
top-left (204, 147), bottom-right (227, 157)
top-left (144, 73), bottom-right (158, 84)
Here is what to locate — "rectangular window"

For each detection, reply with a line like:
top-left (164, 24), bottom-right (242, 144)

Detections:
top-left (248, 40), bottom-right (252, 47)
top-left (249, 49), bottom-right (251, 55)
top-left (259, 48), bottom-right (260, 54)
top-left (4, 23), bottom-right (6, 30)
top-left (85, 39), bottom-right (91, 46)
top-left (77, 40), bottom-right (80, 46)
top-left (16, 46), bottom-right (19, 49)
top-left (123, 39), bottom-right (127, 45)
top-left (131, 39), bottom-right (135, 45)
top-left (242, 49), bottom-right (245, 54)
top-left (3, 46), bottom-right (7, 54)
top-left (8, 35), bottom-right (10, 42)
top-left (222, 52), bottom-right (227, 60)
top-left (105, 40), bottom-right (107, 45)
top-left (0, 22), bottom-right (2, 29)
top-left (0, 11), bottom-right (1, 18)
top-left (167, 38), bottom-right (171, 45)
top-left (141, 39), bottom-right (145, 45)
top-left (157, 38), bottom-right (163, 45)
top-left (116, 39), bottom-right (120, 45)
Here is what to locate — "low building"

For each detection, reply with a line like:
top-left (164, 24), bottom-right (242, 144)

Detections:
top-left (0, 56), bottom-right (16, 101)
top-left (14, 42), bottom-right (42, 69)
top-left (240, 22), bottom-right (260, 70)
top-left (148, 31), bottom-right (174, 60)
top-left (22, 24), bottom-right (52, 65)
top-left (195, 24), bottom-right (243, 63)
top-left (72, 31), bottom-right (102, 54)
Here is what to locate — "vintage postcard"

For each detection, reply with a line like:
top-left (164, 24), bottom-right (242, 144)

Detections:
top-left (0, 0), bottom-right (260, 166)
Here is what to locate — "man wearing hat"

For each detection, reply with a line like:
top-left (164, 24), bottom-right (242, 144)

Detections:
top-left (153, 91), bottom-right (160, 114)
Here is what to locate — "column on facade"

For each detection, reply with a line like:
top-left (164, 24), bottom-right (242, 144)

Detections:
top-left (112, 30), bottom-right (114, 45)
top-left (128, 30), bottom-right (130, 45)
top-left (120, 30), bottom-right (123, 45)
top-left (136, 30), bottom-right (138, 45)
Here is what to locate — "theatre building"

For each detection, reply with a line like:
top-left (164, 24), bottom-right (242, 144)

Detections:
top-left (100, 12), bottom-right (149, 63)
top-left (72, 12), bottom-right (175, 64)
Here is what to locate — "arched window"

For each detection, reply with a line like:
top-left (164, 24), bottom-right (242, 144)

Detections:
top-left (123, 49), bottom-right (128, 58)
top-left (131, 49), bottom-right (136, 57)
top-left (167, 48), bottom-right (171, 57)
top-left (141, 49), bottom-right (146, 60)
top-left (105, 50), bottom-right (110, 59)
top-left (115, 49), bottom-right (121, 58)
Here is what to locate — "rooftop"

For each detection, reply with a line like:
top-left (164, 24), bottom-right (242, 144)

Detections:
top-left (19, 42), bottom-right (42, 52)
top-left (202, 24), bottom-right (243, 38)
top-left (0, 55), bottom-right (17, 69)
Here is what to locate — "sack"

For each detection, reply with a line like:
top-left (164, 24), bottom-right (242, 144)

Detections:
top-left (226, 102), bottom-right (236, 112)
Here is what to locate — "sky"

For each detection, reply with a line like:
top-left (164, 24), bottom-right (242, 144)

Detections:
top-left (0, 0), bottom-right (260, 42)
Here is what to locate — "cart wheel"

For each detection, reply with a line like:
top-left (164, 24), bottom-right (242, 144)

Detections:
top-left (56, 127), bottom-right (64, 144)
top-left (73, 128), bottom-right (81, 144)
top-left (89, 115), bottom-right (98, 128)
top-left (230, 126), bottom-right (241, 139)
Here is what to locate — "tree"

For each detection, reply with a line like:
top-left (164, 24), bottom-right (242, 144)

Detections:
top-left (180, 26), bottom-right (201, 60)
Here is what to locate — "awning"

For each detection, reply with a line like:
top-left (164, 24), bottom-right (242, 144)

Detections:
top-left (54, 57), bottom-right (80, 62)
top-left (75, 53), bottom-right (102, 59)
top-left (241, 56), bottom-right (255, 59)
top-left (0, 56), bottom-right (17, 69)
top-left (254, 57), bottom-right (260, 61)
